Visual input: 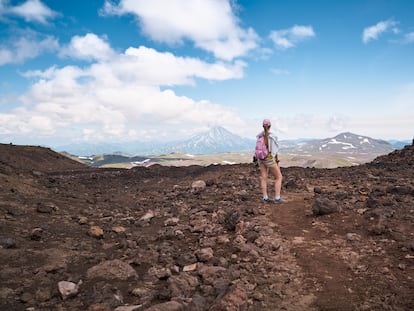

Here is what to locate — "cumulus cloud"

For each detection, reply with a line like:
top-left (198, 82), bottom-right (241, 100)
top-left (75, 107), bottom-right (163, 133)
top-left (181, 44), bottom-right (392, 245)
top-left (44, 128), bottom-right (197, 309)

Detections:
top-left (327, 114), bottom-right (350, 132)
top-left (5, 0), bottom-right (58, 24)
top-left (100, 0), bottom-right (258, 61)
top-left (362, 19), bottom-right (399, 43)
top-left (0, 35), bottom-right (59, 65)
top-left (59, 33), bottom-right (116, 61)
top-left (269, 25), bottom-right (315, 50)
top-left (1, 33), bottom-right (245, 141)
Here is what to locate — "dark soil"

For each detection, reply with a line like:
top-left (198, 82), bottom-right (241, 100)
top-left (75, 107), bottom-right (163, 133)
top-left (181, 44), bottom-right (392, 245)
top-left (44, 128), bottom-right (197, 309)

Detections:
top-left (1, 143), bottom-right (413, 311)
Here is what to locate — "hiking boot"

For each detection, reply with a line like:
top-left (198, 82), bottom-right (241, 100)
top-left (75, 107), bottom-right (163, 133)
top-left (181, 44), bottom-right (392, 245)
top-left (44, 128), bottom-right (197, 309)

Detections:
top-left (274, 197), bottom-right (288, 203)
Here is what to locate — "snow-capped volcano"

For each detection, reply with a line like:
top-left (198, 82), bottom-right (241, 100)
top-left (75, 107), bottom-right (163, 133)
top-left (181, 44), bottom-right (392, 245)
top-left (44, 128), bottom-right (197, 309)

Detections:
top-left (169, 126), bottom-right (255, 154)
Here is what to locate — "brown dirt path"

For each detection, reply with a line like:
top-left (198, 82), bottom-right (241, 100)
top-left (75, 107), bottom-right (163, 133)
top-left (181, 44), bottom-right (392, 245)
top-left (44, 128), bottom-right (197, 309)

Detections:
top-left (267, 193), bottom-right (367, 311)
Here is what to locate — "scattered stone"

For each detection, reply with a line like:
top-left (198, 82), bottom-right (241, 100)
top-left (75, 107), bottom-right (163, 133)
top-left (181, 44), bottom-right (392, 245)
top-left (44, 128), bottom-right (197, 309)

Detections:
top-left (88, 226), bottom-right (104, 238)
top-left (356, 208), bottom-right (368, 215)
top-left (35, 287), bottom-right (52, 302)
top-left (36, 202), bottom-right (56, 213)
top-left (196, 247), bottom-right (214, 262)
top-left (192, 180), bottom-right (206, 189)
top-left (20, 292), bottom-right (33, 303)
top-left (58, 281), bottom-right (80, 300)
top-left (285, 177), bottom-right (301, 190)
top-left (253, 292), bottom-right (264, 301)
top-left (370, 217), bottom-right (387, 235)
top-left (198, 265), bottom-right (227, 285)
top-left (3, 205), bottom-right (25, 216)
top-left (164, 217), bottom-right (179, 226)
top-left (224, 210), bottom-right (241, 231)
top-left (114, 306), bottom-right (142, 311)
top-left (139, 210), bottom-right (155, 222)
top-left (292, 237), bottom-right (305, 245)
top-left (313, 187), bottom-right (323, 194)
top-left (87, 259), bottom-right (138, 280)
top-left (0, 237), bottom-right (17, 248)
top-left (168, 274), bottom-right (199, 297)
top-left (0, 287), bottom-right (14, 300)
top-left (217, 235), bottom-right (230, 244)
top-left (78, 216), bottom-right (89, 225)
top-left (312, 198), bottom-right (340, 216)
top-left (183, 263), bottom-right (197, 272)
top-left (148, 266), bottom-right (172, 280)
top-left (346, 233), bottom-right (361, 242)
top-left (87, 304), bottom-right (111, 311)
top-left (130, 287), bottom-right (154, 302)
top-left (144, 301), bottom-right (187, 311)
top-left (112, 226), bottom-right (126, 233)
top-left (235, 189), bottom-right (248, 198)
top-left (209, 285), bottom-right (248, 311)
top-left (30, 228), bottom-right (43, 241)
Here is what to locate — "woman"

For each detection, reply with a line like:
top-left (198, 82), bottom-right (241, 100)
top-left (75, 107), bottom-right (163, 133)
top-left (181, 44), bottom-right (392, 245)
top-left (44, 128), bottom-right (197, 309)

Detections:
top-left (256, 119), bottom-right (287, 203)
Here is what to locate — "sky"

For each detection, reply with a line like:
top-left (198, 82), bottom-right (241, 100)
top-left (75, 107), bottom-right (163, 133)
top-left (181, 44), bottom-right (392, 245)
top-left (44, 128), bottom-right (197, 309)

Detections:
top-left (0, 0), bottom-right (413, 148)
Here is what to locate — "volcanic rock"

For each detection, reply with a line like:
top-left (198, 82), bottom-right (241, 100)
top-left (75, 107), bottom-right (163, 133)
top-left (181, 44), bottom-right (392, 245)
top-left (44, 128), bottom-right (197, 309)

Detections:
top-left (312, 198), bottom-right (340, 216)
top-left (1, 143), bottom-right (414, 310)
top-left (87, 259), bottom-right (138, 280)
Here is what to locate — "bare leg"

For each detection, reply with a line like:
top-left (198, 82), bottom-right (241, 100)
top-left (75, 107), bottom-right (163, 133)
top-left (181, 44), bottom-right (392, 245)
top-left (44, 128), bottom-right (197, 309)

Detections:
top-left (269, 164), bottom-right (283, 197)
top-left (259, 163), bottom-right (268, 197)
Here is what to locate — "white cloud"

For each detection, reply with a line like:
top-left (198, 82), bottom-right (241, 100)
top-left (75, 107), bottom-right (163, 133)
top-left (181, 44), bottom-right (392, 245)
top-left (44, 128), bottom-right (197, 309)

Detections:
top-left (59, 33), bottom-right (116, 61)
top-left (7, 0), bottom-right (58, 24)
top-left (362, 19), bottom-right (399, 43)
top-left (0, 34), bottom-right (245, 142)
top-left (269, 25), bottom-right (315, 50)
top-left (327, 114), bottom-right (349, 132)
top-left (0, 35), bottom-right (59, 65)
top-left (119, 46), bottom-right (245, 85)
top-left (101, 0), bottom-right (258, 61)
top-left (403, 32), bottom-right (414, 44)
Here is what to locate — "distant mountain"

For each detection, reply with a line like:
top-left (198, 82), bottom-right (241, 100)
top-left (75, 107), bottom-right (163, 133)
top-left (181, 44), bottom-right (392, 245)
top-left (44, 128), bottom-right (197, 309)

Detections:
top-left (387, 139), bottom-right (412, 149)
top-left (284, 132), bottom-right (394, 154)
top-left (57, 142), bottom-right (124, 156)
top-left (56, 129), bottom-right (400, 159)
top-left (167, 126), bottom-right (255, 154)
top-left (56, 126), bottom-right (255, 156)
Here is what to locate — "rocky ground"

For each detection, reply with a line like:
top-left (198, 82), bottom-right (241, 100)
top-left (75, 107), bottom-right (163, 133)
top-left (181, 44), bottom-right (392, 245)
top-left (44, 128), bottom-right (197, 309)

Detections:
top-left (0, 143), bottom-right (413, 311)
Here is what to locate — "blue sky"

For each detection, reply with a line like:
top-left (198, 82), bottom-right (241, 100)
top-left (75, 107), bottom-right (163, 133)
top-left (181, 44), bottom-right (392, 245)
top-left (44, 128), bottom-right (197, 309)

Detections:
top-left (0, 0), bottom-right (413, 147)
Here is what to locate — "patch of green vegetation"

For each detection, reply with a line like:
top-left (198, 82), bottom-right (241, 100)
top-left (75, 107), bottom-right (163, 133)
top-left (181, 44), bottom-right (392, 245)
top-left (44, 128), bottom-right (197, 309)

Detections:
top-left (75, 150), bottom-right (380, 169)
top-left (100, 163), bottom-right (131, 169)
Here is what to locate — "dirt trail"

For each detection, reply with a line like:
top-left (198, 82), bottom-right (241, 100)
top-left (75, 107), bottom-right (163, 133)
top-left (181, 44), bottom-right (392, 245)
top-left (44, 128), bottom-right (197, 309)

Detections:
top-left (269, 193), bottom-right (413, 311)
top-left (269, 193), bottom-right (380, 311)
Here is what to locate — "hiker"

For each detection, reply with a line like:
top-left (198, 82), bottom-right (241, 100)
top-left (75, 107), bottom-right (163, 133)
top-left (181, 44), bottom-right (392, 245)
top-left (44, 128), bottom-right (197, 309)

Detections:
top-left (256, 119), bottom-right (287, 203)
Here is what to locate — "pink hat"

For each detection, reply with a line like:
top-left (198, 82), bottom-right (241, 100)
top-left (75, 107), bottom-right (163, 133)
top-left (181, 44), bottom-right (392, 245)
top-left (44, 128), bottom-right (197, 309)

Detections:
top-left (262, 119), bottom-right (271, 126)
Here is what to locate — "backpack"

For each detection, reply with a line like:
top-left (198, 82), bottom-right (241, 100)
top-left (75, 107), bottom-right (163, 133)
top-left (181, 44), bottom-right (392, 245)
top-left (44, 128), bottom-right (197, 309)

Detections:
top-left (255, 136), bottom-right (268, 160)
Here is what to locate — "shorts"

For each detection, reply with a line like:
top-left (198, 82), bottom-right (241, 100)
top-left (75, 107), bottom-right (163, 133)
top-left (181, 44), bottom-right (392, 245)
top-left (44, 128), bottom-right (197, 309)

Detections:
top-left (259, 157), bottom-right (277, 168)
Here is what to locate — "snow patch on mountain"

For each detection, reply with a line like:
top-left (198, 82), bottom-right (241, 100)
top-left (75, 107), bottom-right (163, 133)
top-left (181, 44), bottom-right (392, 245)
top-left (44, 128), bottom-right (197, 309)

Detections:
top-left (283, 132), bottom-right (394, 155)
top-left (169, 126), bottom-right (255, 154)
